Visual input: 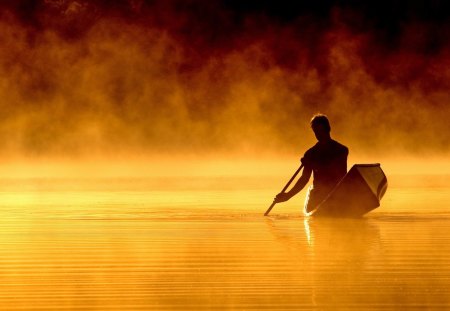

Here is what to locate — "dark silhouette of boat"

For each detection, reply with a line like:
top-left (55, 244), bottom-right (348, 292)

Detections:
top-left (307, 164), bottom-right (388, 217)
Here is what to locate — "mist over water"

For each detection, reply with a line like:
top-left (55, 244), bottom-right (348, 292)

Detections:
top-left (0, 3), bottom-right (449, 309)
top-left (0, 0), bottom-right (449, 160)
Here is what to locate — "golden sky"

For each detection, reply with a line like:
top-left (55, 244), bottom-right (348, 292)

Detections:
top-left (0, 0), bottom-right (448, 159)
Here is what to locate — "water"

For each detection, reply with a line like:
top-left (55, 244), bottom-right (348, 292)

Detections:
top-left (0, 175), bottom-right (449, 310)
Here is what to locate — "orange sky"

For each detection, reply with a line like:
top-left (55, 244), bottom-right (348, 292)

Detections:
top-left (0, 1), bottom-right (449, 159)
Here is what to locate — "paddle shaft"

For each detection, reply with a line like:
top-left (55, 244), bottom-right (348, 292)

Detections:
top-left (264, 164), bottom-right (304, 216)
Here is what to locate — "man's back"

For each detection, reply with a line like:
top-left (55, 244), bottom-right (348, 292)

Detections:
top-left (303, 139), bottom-right (348, 191)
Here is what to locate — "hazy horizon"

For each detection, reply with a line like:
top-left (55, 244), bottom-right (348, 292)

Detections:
top-left (0, 0), bottom-right (449, 160)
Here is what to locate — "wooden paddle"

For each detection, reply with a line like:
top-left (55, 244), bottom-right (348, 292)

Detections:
top-left (264, 164), bottom-right (304, 216)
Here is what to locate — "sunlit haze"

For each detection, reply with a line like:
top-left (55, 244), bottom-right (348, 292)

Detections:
top-left (0, 0), bottom-right (448, 169)
top-left (1, 2), bottom-right (449, 309)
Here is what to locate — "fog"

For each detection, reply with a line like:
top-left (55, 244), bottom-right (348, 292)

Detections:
top-left (0, 1), bottom-right (449, 169)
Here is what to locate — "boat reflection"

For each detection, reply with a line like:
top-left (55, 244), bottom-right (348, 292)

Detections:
top-left (265, 216), bottom-right (382, 308)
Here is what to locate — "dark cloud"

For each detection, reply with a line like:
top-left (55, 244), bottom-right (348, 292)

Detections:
top-left (0, 0), bottom-right (449, 157)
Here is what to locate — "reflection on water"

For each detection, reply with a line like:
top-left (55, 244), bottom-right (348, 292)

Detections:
top-left (0, 176), bottom-right (449, 309)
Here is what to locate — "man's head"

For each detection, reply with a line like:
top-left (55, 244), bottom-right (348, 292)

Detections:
top-left (310, 114), bottom-right (331, 142)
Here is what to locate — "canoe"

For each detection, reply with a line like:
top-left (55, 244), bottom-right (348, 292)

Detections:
top-left (309, 163), bottom-right (388, 217)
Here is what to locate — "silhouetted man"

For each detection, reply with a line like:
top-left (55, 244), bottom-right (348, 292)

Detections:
top-left (275, 114), bottom-right (348, 214)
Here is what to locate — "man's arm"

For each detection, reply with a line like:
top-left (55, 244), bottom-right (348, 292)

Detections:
top-left (274, 166), bottom-right (312, 203)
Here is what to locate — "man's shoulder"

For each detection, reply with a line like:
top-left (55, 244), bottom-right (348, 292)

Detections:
top-left (304, 143), bottom-right (320, 156)
top-left (304, 140), bottom-right (349, 158)
top-left (306, 140), bottom-right (348, 151)
top-left (331, 139), bottom-right (349, 153)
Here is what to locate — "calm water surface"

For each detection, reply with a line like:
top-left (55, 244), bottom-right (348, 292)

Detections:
top-left (0, 175), bottom-right (449, 310)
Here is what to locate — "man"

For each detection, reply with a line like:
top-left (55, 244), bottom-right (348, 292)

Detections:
top-left (275, 114), bottom-right (348, 214)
